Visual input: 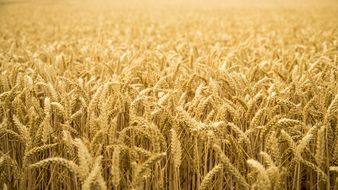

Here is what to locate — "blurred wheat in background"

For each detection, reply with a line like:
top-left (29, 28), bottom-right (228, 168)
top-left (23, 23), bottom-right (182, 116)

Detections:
top-left (0, 0), bottom-right (338, 189)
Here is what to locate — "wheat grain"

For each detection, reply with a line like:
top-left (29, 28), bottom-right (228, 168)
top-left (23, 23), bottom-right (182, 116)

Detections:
top-left (213, 145), bottom-right (249, 189)
top-left (170, 128), bottom-right (182, 169)
top-left (82, 156), bottom-right (106, 190)
top-left (111, 146), bottom-right (121, 188)
top-left (29, 157), bottom-right (81, 177)
top-left (247, 159), bottom-right (271, 190)
top-left (199, 164), bottom-right (223, 190)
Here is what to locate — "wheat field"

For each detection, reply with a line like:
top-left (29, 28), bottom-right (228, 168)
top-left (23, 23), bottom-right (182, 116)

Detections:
top-left (0, 0), bottom-right (338, 189)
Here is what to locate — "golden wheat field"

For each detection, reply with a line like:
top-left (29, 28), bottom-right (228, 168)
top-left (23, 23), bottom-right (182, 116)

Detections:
top-left (0, 0), bottom-right (338, 189)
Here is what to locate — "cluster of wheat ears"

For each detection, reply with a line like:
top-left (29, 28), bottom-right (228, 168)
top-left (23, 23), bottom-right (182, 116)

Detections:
top-left (0, 1), bottom-right (338, 190)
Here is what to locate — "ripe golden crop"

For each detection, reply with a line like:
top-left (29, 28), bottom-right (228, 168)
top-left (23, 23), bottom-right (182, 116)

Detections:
top-left (0, 0), bottom-right (337, 189)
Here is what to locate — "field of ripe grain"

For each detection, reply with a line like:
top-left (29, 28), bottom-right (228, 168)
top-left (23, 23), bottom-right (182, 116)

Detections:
top-left (0, 0), bottom-right (338, 189)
